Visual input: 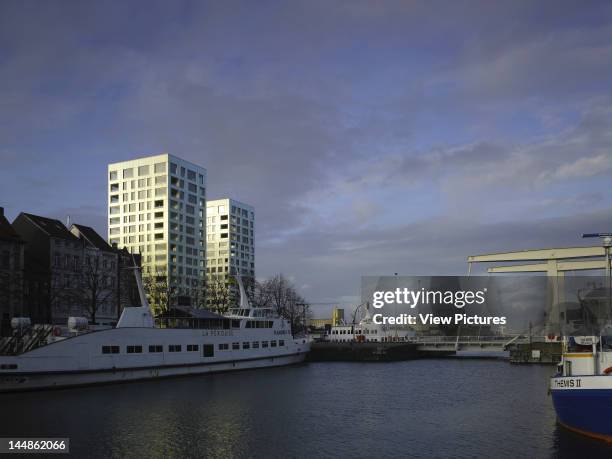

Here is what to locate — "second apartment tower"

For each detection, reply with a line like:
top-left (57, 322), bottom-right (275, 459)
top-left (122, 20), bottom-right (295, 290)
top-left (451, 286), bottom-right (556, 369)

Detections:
top-left (107, 154), bottom-right (207, 308)
top-left (206, 198), bottom-right (255, 284)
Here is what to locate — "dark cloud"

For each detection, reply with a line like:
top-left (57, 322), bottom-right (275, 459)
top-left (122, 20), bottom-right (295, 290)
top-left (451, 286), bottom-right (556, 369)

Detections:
top-left (1, 0), bottom-right (611, 305)
top-left (260, 207), bottom-right (612, 308)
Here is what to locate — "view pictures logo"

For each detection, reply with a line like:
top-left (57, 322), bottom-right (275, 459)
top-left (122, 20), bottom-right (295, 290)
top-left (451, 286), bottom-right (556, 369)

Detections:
top-left (372, 288), bottom-right (487, 309)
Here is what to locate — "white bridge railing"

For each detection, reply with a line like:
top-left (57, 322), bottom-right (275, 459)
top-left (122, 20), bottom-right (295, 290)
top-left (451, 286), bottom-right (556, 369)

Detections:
top-left (408, 335), bottom-right (538, 349)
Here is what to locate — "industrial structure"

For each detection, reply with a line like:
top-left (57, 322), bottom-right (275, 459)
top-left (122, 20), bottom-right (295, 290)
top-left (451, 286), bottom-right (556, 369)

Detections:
top-left (467, 243), bottom-right (610, 335)
top-left (308, 307), bottom-right (345, 329)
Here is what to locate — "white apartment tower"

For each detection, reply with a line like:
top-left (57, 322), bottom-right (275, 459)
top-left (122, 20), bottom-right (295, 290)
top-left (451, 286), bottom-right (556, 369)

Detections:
top-left (206, 198), bottom-right (255, 285)
top-left (107, 154), bottom-right (207, 306)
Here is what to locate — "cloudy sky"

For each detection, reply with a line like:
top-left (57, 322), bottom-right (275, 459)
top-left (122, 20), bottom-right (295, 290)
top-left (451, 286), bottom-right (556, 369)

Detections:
top-left (1, 0), bottom-right (611, 310)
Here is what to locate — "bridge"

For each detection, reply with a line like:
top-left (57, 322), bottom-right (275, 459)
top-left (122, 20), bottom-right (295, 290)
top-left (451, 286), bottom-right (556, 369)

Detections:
top-left (467, 244), bottom-right (610, 335)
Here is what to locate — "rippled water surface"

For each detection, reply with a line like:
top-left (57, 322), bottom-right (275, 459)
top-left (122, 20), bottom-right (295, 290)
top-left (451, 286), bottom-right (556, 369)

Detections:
top-left (1, 360), bottom-right (611, 458)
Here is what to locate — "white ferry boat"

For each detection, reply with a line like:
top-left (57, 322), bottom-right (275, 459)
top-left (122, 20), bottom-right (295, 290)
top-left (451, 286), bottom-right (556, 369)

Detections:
top-left (0, 270), bottom-right (310, 392)
top-left (327, 306), bottom-right (415, 343)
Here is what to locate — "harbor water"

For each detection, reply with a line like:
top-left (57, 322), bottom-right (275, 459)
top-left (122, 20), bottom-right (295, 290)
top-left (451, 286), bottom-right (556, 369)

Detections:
top-left (1, 360), bottom-right (611, 458)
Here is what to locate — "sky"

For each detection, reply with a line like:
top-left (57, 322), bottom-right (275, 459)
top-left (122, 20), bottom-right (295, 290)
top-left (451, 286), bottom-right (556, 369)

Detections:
top-left (1, 0), bottom-right (611, 312)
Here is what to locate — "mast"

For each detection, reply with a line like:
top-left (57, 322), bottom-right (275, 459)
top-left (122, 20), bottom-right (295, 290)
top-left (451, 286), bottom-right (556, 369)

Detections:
top-left (236, 275), bottom-right (251, 309)
top-left (116, 258), bottom-right (154, 328)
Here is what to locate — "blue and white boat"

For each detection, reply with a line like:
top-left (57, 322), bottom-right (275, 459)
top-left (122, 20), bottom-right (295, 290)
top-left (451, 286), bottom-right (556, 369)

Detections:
top-left (550, 335), bottom-right (612, 442)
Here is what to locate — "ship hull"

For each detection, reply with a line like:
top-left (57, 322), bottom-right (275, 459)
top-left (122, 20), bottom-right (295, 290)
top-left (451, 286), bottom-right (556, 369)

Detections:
top-left (550, 376), bottom-right (612, 442)
top-left (0, 352), bottom-right (307, 392)
top-left (0, 326), bottom-right (310, 393)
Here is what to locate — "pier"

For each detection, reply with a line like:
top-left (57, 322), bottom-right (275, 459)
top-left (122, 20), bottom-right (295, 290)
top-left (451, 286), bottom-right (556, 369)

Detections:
top-left (414, 335), bottom-right (521, 358)
top-left (309, 335), bottom-right (559, 362)
top-left (309, 341), bottom-right (419, 362)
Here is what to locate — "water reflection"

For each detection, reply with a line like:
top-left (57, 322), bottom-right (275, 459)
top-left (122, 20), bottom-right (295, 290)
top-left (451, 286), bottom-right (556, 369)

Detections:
top-left (0, 362), bottom-right (611, 458)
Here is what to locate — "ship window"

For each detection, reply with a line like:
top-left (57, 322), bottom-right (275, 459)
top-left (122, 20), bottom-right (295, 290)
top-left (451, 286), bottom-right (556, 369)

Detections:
top-left (279, 340), bottom-right (285, 346)
top-left (242, 342), bottom-right (250, 350)
top-left (262, 341), bottom-right (269, 348)
top-left (252, 341), bottom-right (259, 348)
top-left (0, 364), bottom-right (17, 370)
top-left (187, 344), bottom-right (199, 352)
top-left (149, 345), bottom-right (163, 353)
top-left (271, 341), bottom-right (277, 347)
top-left (127, 345), bottom-right (142, 354)
top-left (218, 343), bottom-right (229, 351)
top-left (232, 342), bottom-right (240, 350)
top-left (169, 345), bottom-right (182, 352)
top-left (231, 320), bottom-right (241, 328)
top-left (102, 346), bottom-right (119, 354)
top-left (203, 344), bottom-right (214, 357)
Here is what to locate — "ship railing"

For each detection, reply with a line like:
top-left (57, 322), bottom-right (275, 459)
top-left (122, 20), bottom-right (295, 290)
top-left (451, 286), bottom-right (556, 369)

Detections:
top-left (0, 336), bottom-right (11, 355)
top-left (408, 335), bottom-right (527, 344)
top-left (0, 324), bottom-right (54, 356)
top-left (23, 324), bottom-right (54, 352)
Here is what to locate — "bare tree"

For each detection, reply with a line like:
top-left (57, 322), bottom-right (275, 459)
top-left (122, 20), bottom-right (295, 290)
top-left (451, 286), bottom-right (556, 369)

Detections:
top-left (251, 278), bottom-right (273, 308)
top-left (48, 273), bottom-right (76, 323)
top-left (74, 253), bottom-right (116, 325)
top-left (256, 274), bottom-right (309, 334)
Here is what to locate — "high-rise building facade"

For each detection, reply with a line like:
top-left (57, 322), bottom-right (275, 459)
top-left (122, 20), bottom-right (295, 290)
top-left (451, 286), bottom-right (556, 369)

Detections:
top-left (107, 154), bottom-right (207, 306)
top-left (205, 198), bottom-right (255, 286)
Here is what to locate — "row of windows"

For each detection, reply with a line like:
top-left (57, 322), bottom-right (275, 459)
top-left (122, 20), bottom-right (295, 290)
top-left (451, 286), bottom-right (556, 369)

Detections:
top-left (207, 249), bottom-right (255, 260)
top-left (206, 221), bottom-right (254, 233)
top-left (103, 344), bottom-right (200, 354)
top-left (170, 176), bottom-right (205, 191)
top-left (53, 273), bottom-right (115, 289)
top-left (110, 188), bottom-right (170, 203)
top-left (0, 364), bottom-right (18, 370)
top-left (331, 329), bottom-right (379, 335)
top-left (52, 253), bottom-right (116, 271)
top-left (206, 216), bottom-right (253, 226)
top-left (228, 340), bottom-right (284, 350)
top-left (52, 238), bottom-right (81, 249)
top-left (245, 321), bottom-right (274, 329)
top-left (231, 206), bottom-right (252, 218)
top-left (101, 340), bottom-right (285, 355)
top-left (109, 199), bottom-right (169, 215)
top-left (110, 175), bottom-right (166, 192)
top-left (207, 234), bottom-right (253, 245)
top-left (109, 177), bottom-right (206, 194)
top-left (207, 267), bottom-right (255, 277)
top-left (169, 163), bottom-right (203, 183)
top-left (109, 163), bottom-right (166, 180)
top-left (109, 162), bottom-right (205, 183)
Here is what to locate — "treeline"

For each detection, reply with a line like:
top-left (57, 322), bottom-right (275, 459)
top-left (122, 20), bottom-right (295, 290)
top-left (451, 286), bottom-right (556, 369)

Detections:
top-left (143, 272), bottom-right (310, 334)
